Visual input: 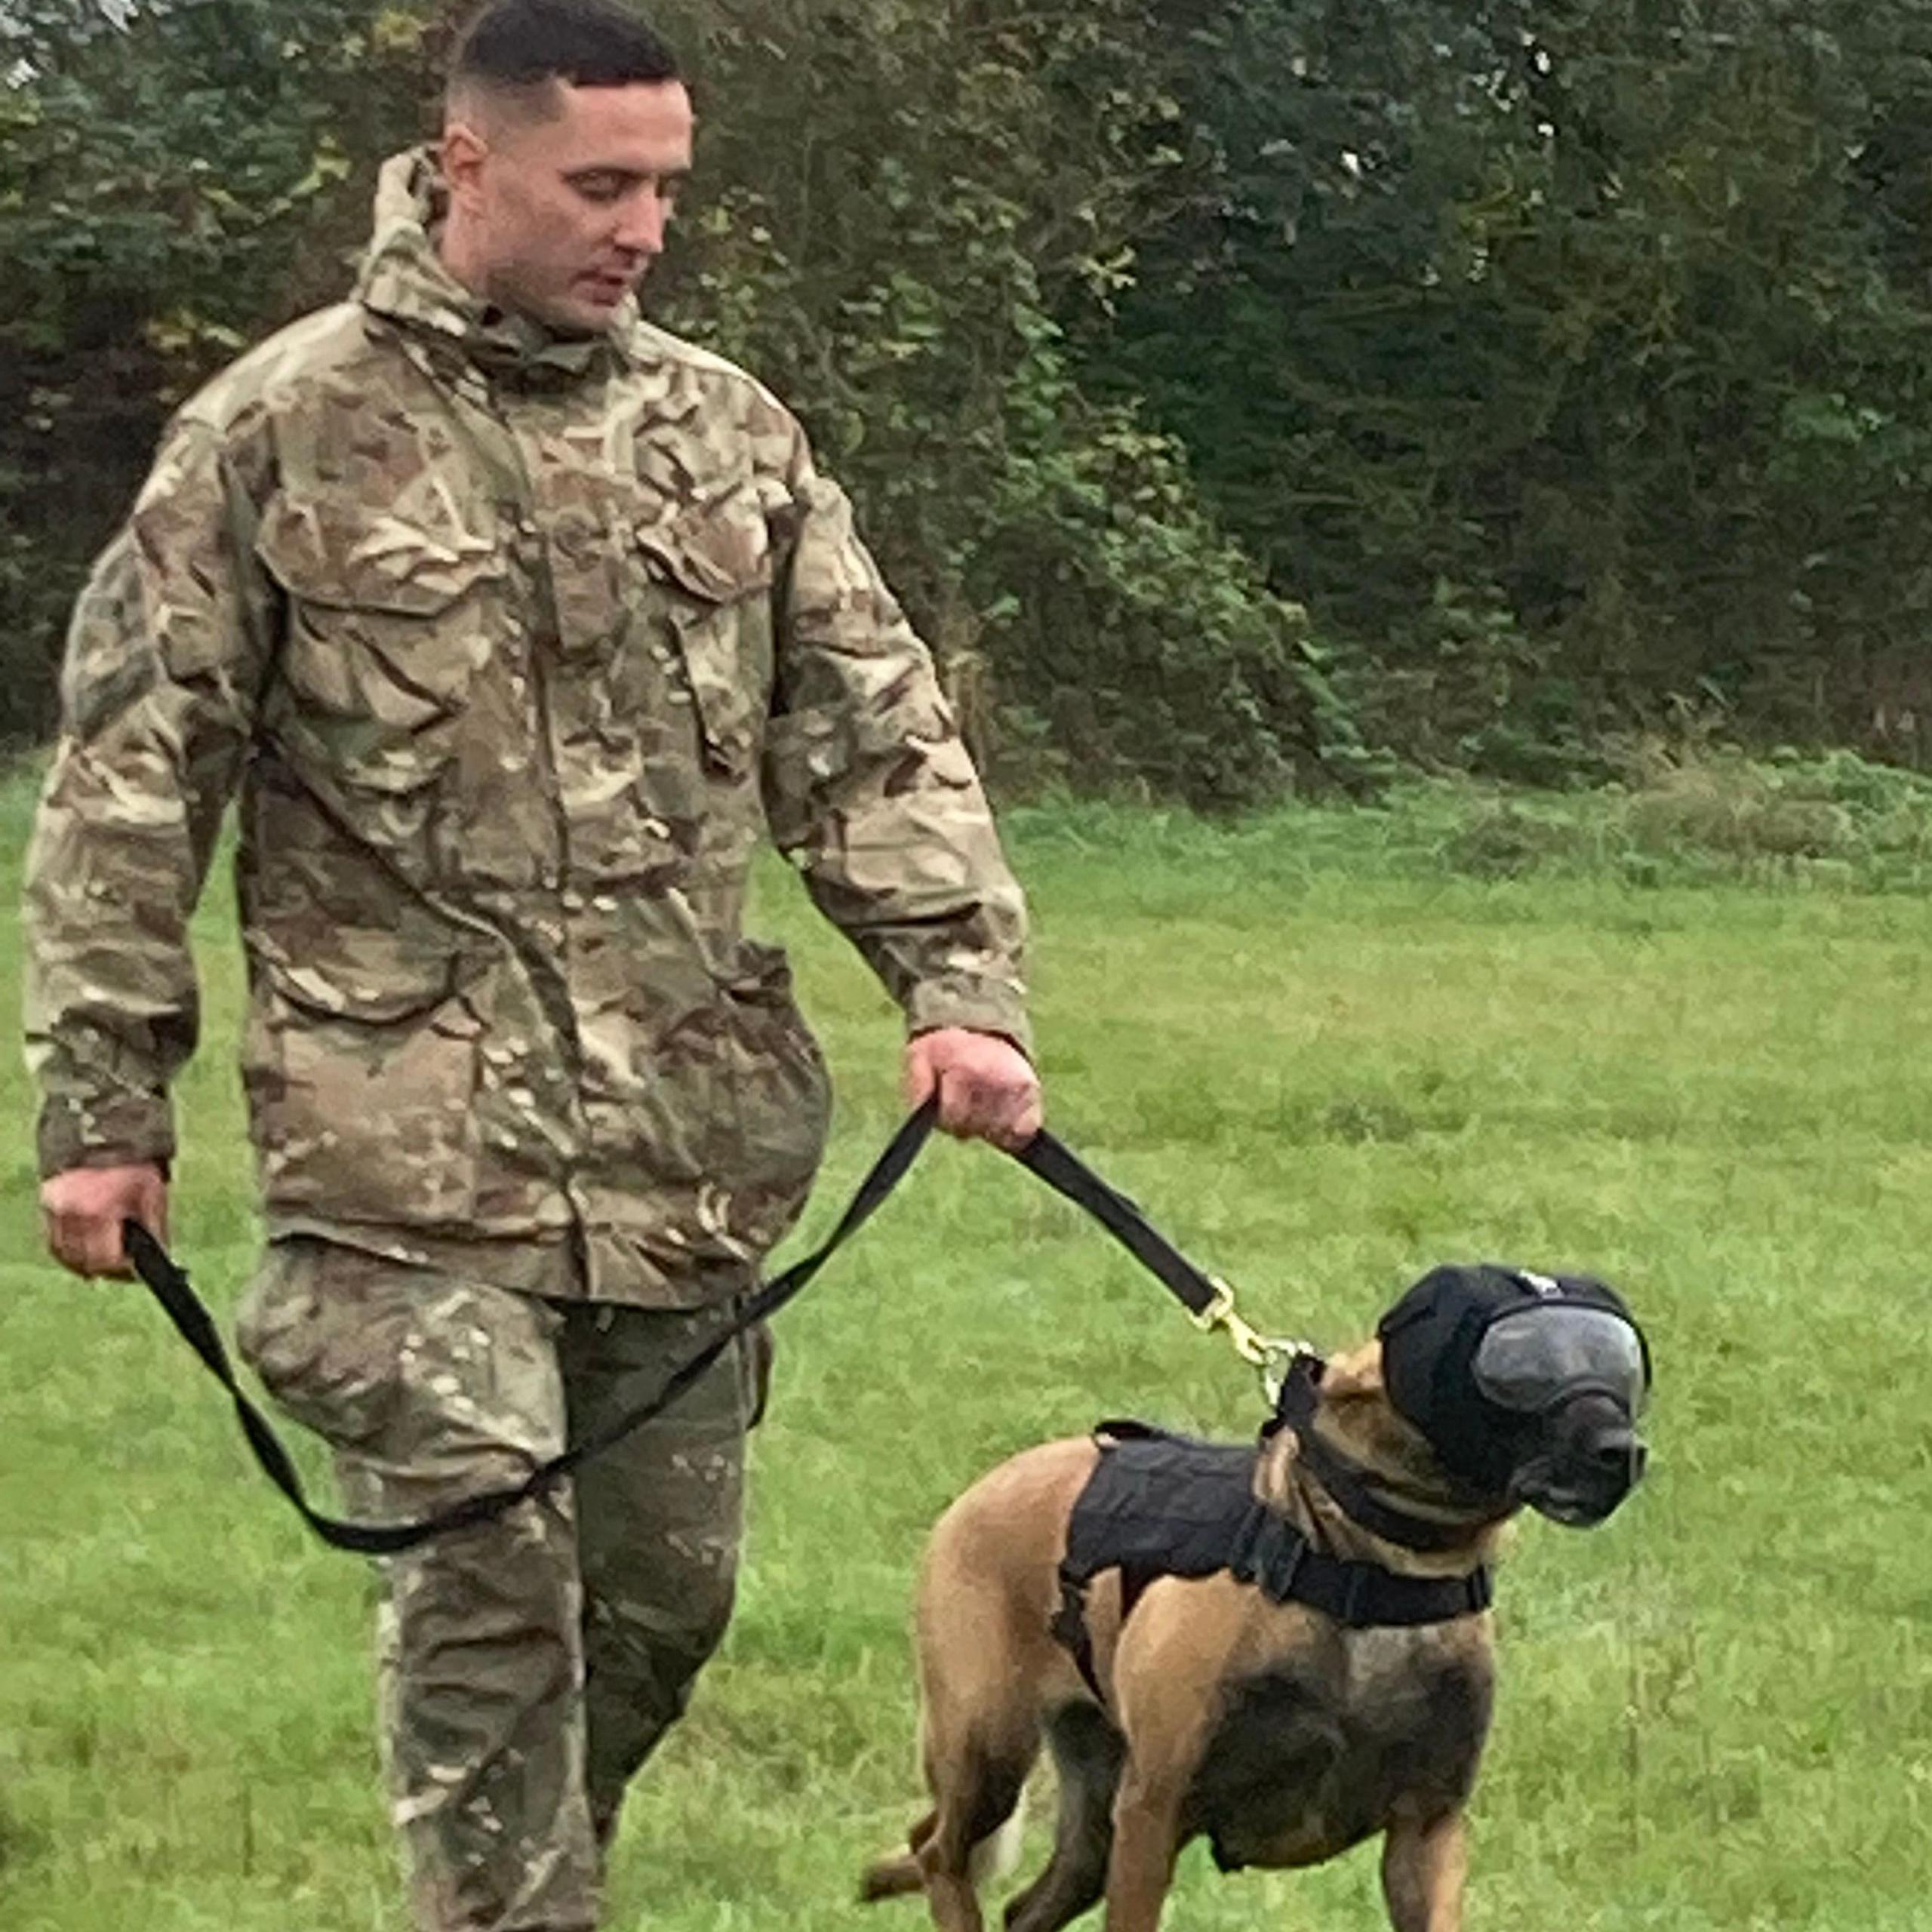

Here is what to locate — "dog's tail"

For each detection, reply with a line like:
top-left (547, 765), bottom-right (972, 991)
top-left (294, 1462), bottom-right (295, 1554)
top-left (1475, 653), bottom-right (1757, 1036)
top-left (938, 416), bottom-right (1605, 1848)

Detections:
top-left (858, 1804), bottom-right (1025, 1904)
top-left (858, 1810), bottom-right (935, 1903)
top-left (970, 1805), bottom-right (1026, 1887)
top-left (858, 1850), bottom-right (924, 1903)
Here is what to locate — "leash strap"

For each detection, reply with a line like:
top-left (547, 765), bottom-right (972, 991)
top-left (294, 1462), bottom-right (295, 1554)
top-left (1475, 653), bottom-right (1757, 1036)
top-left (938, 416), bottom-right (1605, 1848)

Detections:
top-left (121, 1098), bottom-right (940, 1555)
top-left (1011, 1130), bottom-right (1222, 1320)
top-left (119, 1105), bottom-right (1259, 1556)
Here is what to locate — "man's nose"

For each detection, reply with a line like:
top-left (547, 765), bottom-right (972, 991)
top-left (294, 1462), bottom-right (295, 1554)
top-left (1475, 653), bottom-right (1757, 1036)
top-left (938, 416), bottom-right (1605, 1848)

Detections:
top-left (615, 189), bottom-right (669, 257)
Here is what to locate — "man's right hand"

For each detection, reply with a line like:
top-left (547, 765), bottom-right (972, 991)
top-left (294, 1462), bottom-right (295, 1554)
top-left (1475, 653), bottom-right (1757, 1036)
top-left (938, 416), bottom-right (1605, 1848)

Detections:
top-left (40, 1164), bottom-right (169, 1278)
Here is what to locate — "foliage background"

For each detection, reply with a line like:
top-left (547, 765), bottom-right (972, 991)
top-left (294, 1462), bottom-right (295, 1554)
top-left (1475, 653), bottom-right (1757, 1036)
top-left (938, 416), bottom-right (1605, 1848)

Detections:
top-left (8, 1), bottom-right (1932, 804)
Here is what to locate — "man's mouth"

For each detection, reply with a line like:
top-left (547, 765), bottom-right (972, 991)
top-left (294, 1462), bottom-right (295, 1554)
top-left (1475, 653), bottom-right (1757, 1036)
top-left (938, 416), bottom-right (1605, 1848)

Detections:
top-left (578, 270), bottom-right (635, 305)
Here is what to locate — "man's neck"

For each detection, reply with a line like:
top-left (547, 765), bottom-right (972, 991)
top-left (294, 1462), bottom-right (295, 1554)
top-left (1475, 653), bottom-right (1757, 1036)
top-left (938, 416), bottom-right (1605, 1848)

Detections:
top-left (435, 216), bottom-right (494, 310)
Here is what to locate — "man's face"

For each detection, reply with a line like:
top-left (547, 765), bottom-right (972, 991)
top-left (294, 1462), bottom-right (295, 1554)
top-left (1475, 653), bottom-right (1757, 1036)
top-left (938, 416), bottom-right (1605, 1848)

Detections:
top-left (441, 79), bottom-right (694, 335)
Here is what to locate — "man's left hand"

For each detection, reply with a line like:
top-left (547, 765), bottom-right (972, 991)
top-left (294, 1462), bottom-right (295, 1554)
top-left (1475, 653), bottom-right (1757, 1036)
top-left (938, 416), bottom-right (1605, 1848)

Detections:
top-left (903, 1029), bottom-right (1042, 1152)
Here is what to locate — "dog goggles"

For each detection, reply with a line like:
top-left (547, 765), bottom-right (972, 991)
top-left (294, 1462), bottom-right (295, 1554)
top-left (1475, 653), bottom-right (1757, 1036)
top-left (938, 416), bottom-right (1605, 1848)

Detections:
top-left (1469, 1304), bottom-right (1650, 1420)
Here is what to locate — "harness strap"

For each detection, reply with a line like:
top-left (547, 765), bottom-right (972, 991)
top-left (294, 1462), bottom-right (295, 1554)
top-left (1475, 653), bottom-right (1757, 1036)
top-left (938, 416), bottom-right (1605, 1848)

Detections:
top-left (1230, 1523), bottom-right (1493, 1626)
top-left (1050, 1571), bottom-right (1106, 1701)
top-left (121, 1099), bottom-right (940, 1555)
top-left (1052, 1531), bottom-right (1493, 1703)
top-left (1049, 1424), bottom-right (1494, 1700)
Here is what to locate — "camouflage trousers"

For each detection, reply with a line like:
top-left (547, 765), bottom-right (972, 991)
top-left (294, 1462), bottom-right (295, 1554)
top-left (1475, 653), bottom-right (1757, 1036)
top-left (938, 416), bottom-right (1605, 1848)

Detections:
top-left (237, 1237), bottom-right (767, 1932)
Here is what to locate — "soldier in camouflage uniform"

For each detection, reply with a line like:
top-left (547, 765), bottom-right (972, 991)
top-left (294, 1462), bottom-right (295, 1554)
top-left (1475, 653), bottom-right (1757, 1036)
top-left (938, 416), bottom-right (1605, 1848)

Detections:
top-left (21, 4), bottom-right (1039, 1927)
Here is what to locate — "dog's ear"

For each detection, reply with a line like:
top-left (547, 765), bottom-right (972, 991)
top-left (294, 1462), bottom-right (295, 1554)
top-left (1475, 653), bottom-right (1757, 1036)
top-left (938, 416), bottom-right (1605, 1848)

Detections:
top-left (1317, 1340), bottom-right (1472, 1497)
top-left (1310, 1342), bottom-right (1426, 1467)
top-left (1317, 1340), bottom-right (1386, 1403)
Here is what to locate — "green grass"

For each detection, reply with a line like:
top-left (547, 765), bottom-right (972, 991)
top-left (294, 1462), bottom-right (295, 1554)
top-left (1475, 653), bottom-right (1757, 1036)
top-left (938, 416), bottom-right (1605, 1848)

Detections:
top-left (3, 765), bottom-right (1930, 1930)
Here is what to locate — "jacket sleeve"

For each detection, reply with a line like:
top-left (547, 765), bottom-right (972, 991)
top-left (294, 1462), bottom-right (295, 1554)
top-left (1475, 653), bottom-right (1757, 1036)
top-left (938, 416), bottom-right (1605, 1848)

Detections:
top-left (22, 412), bottom-right (277, 1178)
top-left (759, 427), bottom-right (1031, 1052)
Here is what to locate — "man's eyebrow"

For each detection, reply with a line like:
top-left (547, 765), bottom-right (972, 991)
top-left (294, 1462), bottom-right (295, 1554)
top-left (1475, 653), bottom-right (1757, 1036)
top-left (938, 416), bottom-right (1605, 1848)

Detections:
top-left (563, 165), bottom-right (692, 186)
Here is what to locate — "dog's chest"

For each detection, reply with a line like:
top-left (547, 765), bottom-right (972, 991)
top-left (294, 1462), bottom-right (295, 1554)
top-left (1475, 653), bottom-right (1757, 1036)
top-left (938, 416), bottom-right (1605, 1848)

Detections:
top-left (1183, 1634), bottom-right (1494, 1871)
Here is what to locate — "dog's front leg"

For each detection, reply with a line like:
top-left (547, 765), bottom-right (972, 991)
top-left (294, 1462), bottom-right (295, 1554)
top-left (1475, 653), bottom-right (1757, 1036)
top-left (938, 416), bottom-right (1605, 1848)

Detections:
top-left (1379, 1807), bottom-right (1466, 1932)
top-left (1100, 1580), bottom-right (1241, 1930)
top-left (1101, 1765), bottom-right (1189, 1932)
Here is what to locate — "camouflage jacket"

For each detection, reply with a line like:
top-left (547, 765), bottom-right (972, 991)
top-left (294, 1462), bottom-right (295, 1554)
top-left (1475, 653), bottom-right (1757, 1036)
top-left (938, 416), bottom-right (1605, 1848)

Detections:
top-left (23, 152), bottom-right (1029, 1307)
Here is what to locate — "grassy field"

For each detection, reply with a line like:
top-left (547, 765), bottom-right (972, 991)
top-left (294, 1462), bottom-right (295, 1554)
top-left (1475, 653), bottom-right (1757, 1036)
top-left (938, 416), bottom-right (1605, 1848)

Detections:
top-left (2, 764), bottom-right (1930, 1930)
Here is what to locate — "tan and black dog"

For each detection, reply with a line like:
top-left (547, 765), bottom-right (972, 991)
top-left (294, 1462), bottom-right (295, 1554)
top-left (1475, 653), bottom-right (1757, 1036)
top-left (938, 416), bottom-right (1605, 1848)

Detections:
top-left (860, 1264), bottom-right (1649, 1932)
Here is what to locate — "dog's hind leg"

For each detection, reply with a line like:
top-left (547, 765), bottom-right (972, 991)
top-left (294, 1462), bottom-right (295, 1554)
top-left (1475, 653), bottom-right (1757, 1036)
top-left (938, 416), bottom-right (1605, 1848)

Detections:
top-left (866, 1439), bottom-right (1097, 1927)
top-left (1004, 1701), bottom-right (1123, 1932)
top-left (913, 1730), bottom-right (1035, 1932)
top-left (1379, 1807), bottom-right (1467, 1932)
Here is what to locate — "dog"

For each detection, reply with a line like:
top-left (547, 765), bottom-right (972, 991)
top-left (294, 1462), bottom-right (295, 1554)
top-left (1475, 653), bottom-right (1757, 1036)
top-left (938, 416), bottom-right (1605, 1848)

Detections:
top-left (859, 1263), bottom-right (1650, 1932)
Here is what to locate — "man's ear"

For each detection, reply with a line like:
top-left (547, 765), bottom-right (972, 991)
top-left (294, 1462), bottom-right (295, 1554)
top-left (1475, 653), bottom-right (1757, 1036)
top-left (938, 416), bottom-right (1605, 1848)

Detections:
top-left (441, 122), bottom-right (491, 213)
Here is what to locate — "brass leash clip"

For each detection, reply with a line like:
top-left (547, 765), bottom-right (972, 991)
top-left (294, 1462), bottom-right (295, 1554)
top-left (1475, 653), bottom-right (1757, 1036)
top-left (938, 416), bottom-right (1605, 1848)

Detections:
top-left (1192, 1278), bottom-right (1310, 1407)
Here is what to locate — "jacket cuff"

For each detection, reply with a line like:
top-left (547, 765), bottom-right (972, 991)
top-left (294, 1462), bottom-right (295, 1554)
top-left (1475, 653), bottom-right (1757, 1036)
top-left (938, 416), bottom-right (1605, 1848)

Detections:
top-left (37, 1089), bottom-right (176, 1181)
top-left (903, 979), bottom-right (1033, 1060)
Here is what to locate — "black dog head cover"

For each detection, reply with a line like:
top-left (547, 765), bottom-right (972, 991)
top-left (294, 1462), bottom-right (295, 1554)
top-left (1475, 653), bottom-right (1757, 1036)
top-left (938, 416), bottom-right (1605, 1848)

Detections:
top-left (1377, 1265), bottom-right (1651, 1493)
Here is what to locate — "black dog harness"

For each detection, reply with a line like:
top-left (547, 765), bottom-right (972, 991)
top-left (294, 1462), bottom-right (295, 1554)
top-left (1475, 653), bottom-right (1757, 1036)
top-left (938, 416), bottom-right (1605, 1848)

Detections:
top-left (1051, 1358), bottom-right (1494, 1700)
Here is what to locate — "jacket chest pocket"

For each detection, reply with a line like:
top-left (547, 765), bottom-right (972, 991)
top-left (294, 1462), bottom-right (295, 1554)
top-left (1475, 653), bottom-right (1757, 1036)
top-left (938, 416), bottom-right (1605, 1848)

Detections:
top-left (634, 485), bottom-right (777, 781)
top-left (255, 495), bottom-right (506, 810)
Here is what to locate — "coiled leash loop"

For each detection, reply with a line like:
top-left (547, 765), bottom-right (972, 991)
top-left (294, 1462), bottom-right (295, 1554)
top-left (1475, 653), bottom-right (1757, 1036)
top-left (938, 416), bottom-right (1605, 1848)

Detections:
top-left (122, 1103), bottom-right (1297, 1553)
top-left (121, 1100), bottom-right (941, 1555)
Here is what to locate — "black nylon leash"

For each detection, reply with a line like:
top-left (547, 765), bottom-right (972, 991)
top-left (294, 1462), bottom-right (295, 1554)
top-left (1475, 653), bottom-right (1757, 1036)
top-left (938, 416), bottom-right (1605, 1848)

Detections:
top-left (119, 1106), bottom-right (1250, 1555)
top-left (1011, 1129), bottom-right (1223, 1318)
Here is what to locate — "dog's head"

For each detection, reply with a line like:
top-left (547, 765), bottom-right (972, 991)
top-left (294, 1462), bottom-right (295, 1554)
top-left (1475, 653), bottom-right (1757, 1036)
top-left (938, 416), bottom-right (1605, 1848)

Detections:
top-left (1369, 1264), bottom-right (1651, 1527)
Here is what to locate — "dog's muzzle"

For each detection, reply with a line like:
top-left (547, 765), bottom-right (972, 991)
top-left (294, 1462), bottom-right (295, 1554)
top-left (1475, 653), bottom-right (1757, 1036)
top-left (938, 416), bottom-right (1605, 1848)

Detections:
top-left (1506, 1389), bottom-right (1649, 1525)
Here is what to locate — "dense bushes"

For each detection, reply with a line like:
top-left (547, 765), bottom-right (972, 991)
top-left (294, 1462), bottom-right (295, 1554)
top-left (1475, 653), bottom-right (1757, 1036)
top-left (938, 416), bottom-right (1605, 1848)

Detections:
top-left (1099, 1), bottom-right (1932, 772)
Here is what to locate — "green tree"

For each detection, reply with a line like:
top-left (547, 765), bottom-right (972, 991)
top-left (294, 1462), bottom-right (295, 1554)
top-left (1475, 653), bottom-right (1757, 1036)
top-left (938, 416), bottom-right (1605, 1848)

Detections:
top-left (0, 0), bottom-right (445, 740)
top-left (1103, 0), bottom-right (1932, 772)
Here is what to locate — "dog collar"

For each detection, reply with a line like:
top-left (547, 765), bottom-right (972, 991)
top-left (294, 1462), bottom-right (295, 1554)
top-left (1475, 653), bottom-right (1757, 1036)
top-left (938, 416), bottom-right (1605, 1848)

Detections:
top-left (1265, 1355), bottom-right (1494, 1555)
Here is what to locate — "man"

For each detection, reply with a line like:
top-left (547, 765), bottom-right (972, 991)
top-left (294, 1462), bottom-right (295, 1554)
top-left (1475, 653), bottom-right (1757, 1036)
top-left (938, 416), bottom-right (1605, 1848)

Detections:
top-left (22, 2), bottom-right (1039, 1927)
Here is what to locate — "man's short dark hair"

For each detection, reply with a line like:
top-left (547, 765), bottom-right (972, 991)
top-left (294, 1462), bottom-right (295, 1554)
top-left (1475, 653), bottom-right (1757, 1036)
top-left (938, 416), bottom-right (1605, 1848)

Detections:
top-left (450, 0), bottom-right (681, 97)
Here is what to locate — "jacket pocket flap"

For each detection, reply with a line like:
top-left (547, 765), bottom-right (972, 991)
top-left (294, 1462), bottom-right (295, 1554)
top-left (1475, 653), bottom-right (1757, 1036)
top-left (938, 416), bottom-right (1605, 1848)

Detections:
top-left (635, 486), bottom-right (776, 605)
top-left (257, 497), bottom-right (502, 617)
top-left (253, 940), bottom-right (468, 1026)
